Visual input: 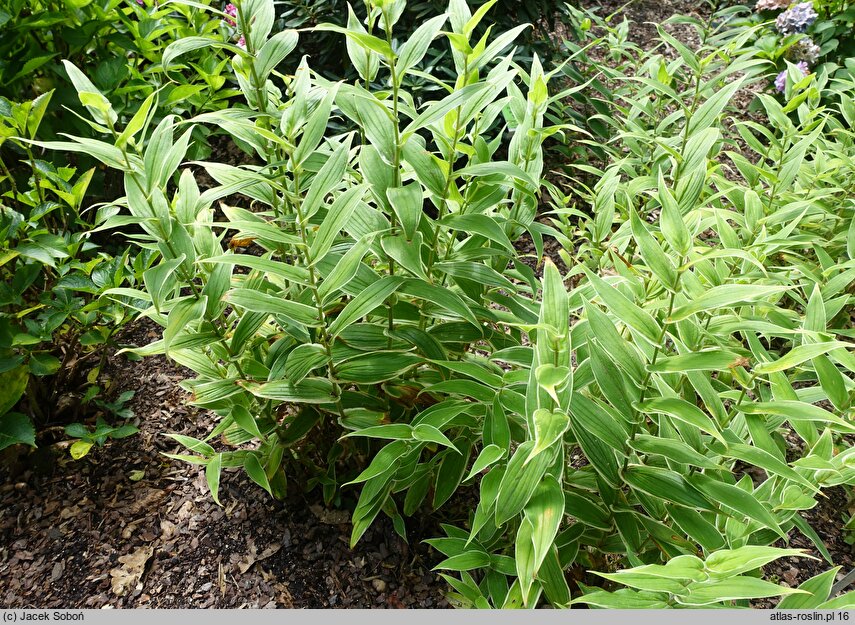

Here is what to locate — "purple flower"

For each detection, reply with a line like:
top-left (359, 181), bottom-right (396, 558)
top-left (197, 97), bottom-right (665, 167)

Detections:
top-left (775, 61), bottom-right (810, 93)
top-left (224, 3), bottom-right (238, 26)
top-left (776, 2), bottom-right (818, 34)
top-left (237, 35), bottom-right (246, 49)
top-left (136, 0), bottom-right (144, 4)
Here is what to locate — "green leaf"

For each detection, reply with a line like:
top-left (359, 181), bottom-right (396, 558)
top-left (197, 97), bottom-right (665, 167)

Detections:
top-left (680, 577), bottom-right (803, 606)
top-left (310, 185), bottom-right (366, 264)
top-left (571, 589), bottom-right (669, 609)
top-left (255, 30), bottom-right (298, 79)
top-left (0, 366), bottom-right (29, 417)
top-left (754, 341), bottom-right (854, 374)
top-left (630, 209), bottom-right (677, 289)
top-left (740, 401), bottom-right (855, 433)
top-left (568, 393), bottom-right (628, 453)
top-left (535, 365), bottom-right (571, 407)
top-left (70, 440), bottom-right (93, 459)
top-left (441, 214), bottom-right (514, 251)
top-left (164, 296), bottom-right (207, 353)
top-left (318, 236), bottom-right (374, 303)
top-left (582, 268), bottom-right (661, 344)
top-left (464, 444), bottom-right (505, 481)
top-left (777, 567), bottom-right (840, 609)
top-left (399, 279), bottom-right (480, 328)
top-left (225, 288), bottom-right (320, 326)
top-left (231, 405), bottom-right (264, 440)
top-left (816, 591), bottom-right (855, 609)
top-left (629, 435), bottom-right (721, 470)
top-left (346, 440), bottom-right (409, 485)
top-left (722, 443), bottom-right (819, 493)
top-left (244, 453), bottom-right (273, 496)
top-left (528, 408), bottom-right (570, 463)
top-left (284, 343), bottom-right (328, 385)
top-left (336, 352), bottom-right (422, 384)
top-left (163, 37), bottom-right (242, 69)
top-left (813, 355), bottom-right (849, 412)
top-left (206, 453), bottom-right (223, 506)
top-left (638, 397), bottom-right (724, 443)
top-left (302, 138), bottom-right (352, 221)
top-left (62, 60), bottom-right (116, 128)
top-left (240, 378), bottom-right (337, 404)
top-left (381, 232), bottom-right (427, 279)
top-left (328, 276), bottom-right (404, 337)
top-left (524, 475), bottom-right (564, 574)
top-left (315, 23), bottom-right (395, 58)
top-left (0, 412), bottom-right (35, 450)
top-left (648, 349), bottom-right (744, 373)
top-left (622, 465), bottom-right (714, 510)
top-left (669, 285), bottom-right (789, 321)
top-left (657, 170), bottom-right (690, 255)
top-left (705, 546), bottom-right (812, 577)
top-left (396, 13), bottom-right (447, 76)
top-left (412, 424), bottom-right (457, 448)
top-left (165, 434), bottom-right (215, 456)
top-left (386, 184), bottom-right (423, 241)
top-left (686, 77), bottom-right (744, 134)
top-left (434, 551), bottom-right (491, 571)
top-left (495, 441), bottom-right (554, 526)
top-left (688, 474), bottom-right (786, 539)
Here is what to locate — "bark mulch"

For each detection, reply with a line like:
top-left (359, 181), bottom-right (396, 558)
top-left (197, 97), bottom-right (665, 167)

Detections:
top-left (0, 321), bottom-right (449, 609)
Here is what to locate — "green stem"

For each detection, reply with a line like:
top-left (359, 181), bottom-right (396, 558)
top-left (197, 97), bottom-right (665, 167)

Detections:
top-left (623, 255), bottom-right (685, 472)
top-left (0, 154), bottom-right (20, 209)
top-left (291, 165), bottom-right (346, 420)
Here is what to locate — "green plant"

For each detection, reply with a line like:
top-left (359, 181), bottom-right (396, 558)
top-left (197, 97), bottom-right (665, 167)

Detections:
top-left (0, 0), bottom-right (238, 170)
top-left (573, 547), bottom-right (855, 608)
top-left (0, 91), bottom-right (147, 450)
top-left (64, 390), bottom-right (137, 459)
top-left (55, 0), bottom-right (562, 526)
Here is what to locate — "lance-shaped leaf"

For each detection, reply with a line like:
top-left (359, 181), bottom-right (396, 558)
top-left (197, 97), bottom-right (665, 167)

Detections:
top-left (328, 276), bottom-right (404, 337)
top-left (582, 267), bottom-right (661, 344)
top-left (535, 365), bottom-right (571, 407)
top-left (524, 475), bottom-right (564, 575)
top-left (688, 474), bottom-right (787, 539)
top-left (622, 465), bottom-right (714, 511)
top-left (224, 289), bottom-right (320, 326)
top-left (638, 397), bottom-right (725, 443)
top-left (495, 441), bottom-right (554, 526)
top-left (310, 186), bottom-right (367, 264)
top-left (669, 285), bottom-right (790, 321)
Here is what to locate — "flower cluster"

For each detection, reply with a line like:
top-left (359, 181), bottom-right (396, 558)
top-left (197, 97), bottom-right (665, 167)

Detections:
top-left (787, 38), bottom-right (821, 65)
top-left (755, 0), bottom-right (790, 11)
top-left (775, 2), bottom-right (818, 34)
top-left (224, 3), bottom-right (238, 26)
top-left (775, 60), bottom-right (810, 92)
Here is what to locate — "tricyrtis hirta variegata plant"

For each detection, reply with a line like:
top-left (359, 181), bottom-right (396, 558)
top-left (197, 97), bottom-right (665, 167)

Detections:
top-left (44, 0), bottom-right (855, 610)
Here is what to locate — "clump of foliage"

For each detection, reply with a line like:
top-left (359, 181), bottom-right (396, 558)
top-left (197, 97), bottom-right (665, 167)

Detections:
top-left (0, 0), bottom-right (239, 164)
top-left (278, 0), bottom-right (571, 87)
top-left (39, 0), bottom-right (855, 610)
top-left (0, 90), bottom-right (146, 451)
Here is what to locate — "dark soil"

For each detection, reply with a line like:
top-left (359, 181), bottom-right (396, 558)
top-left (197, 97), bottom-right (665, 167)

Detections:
top-left (0, 320), bottom-right (449, 609)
